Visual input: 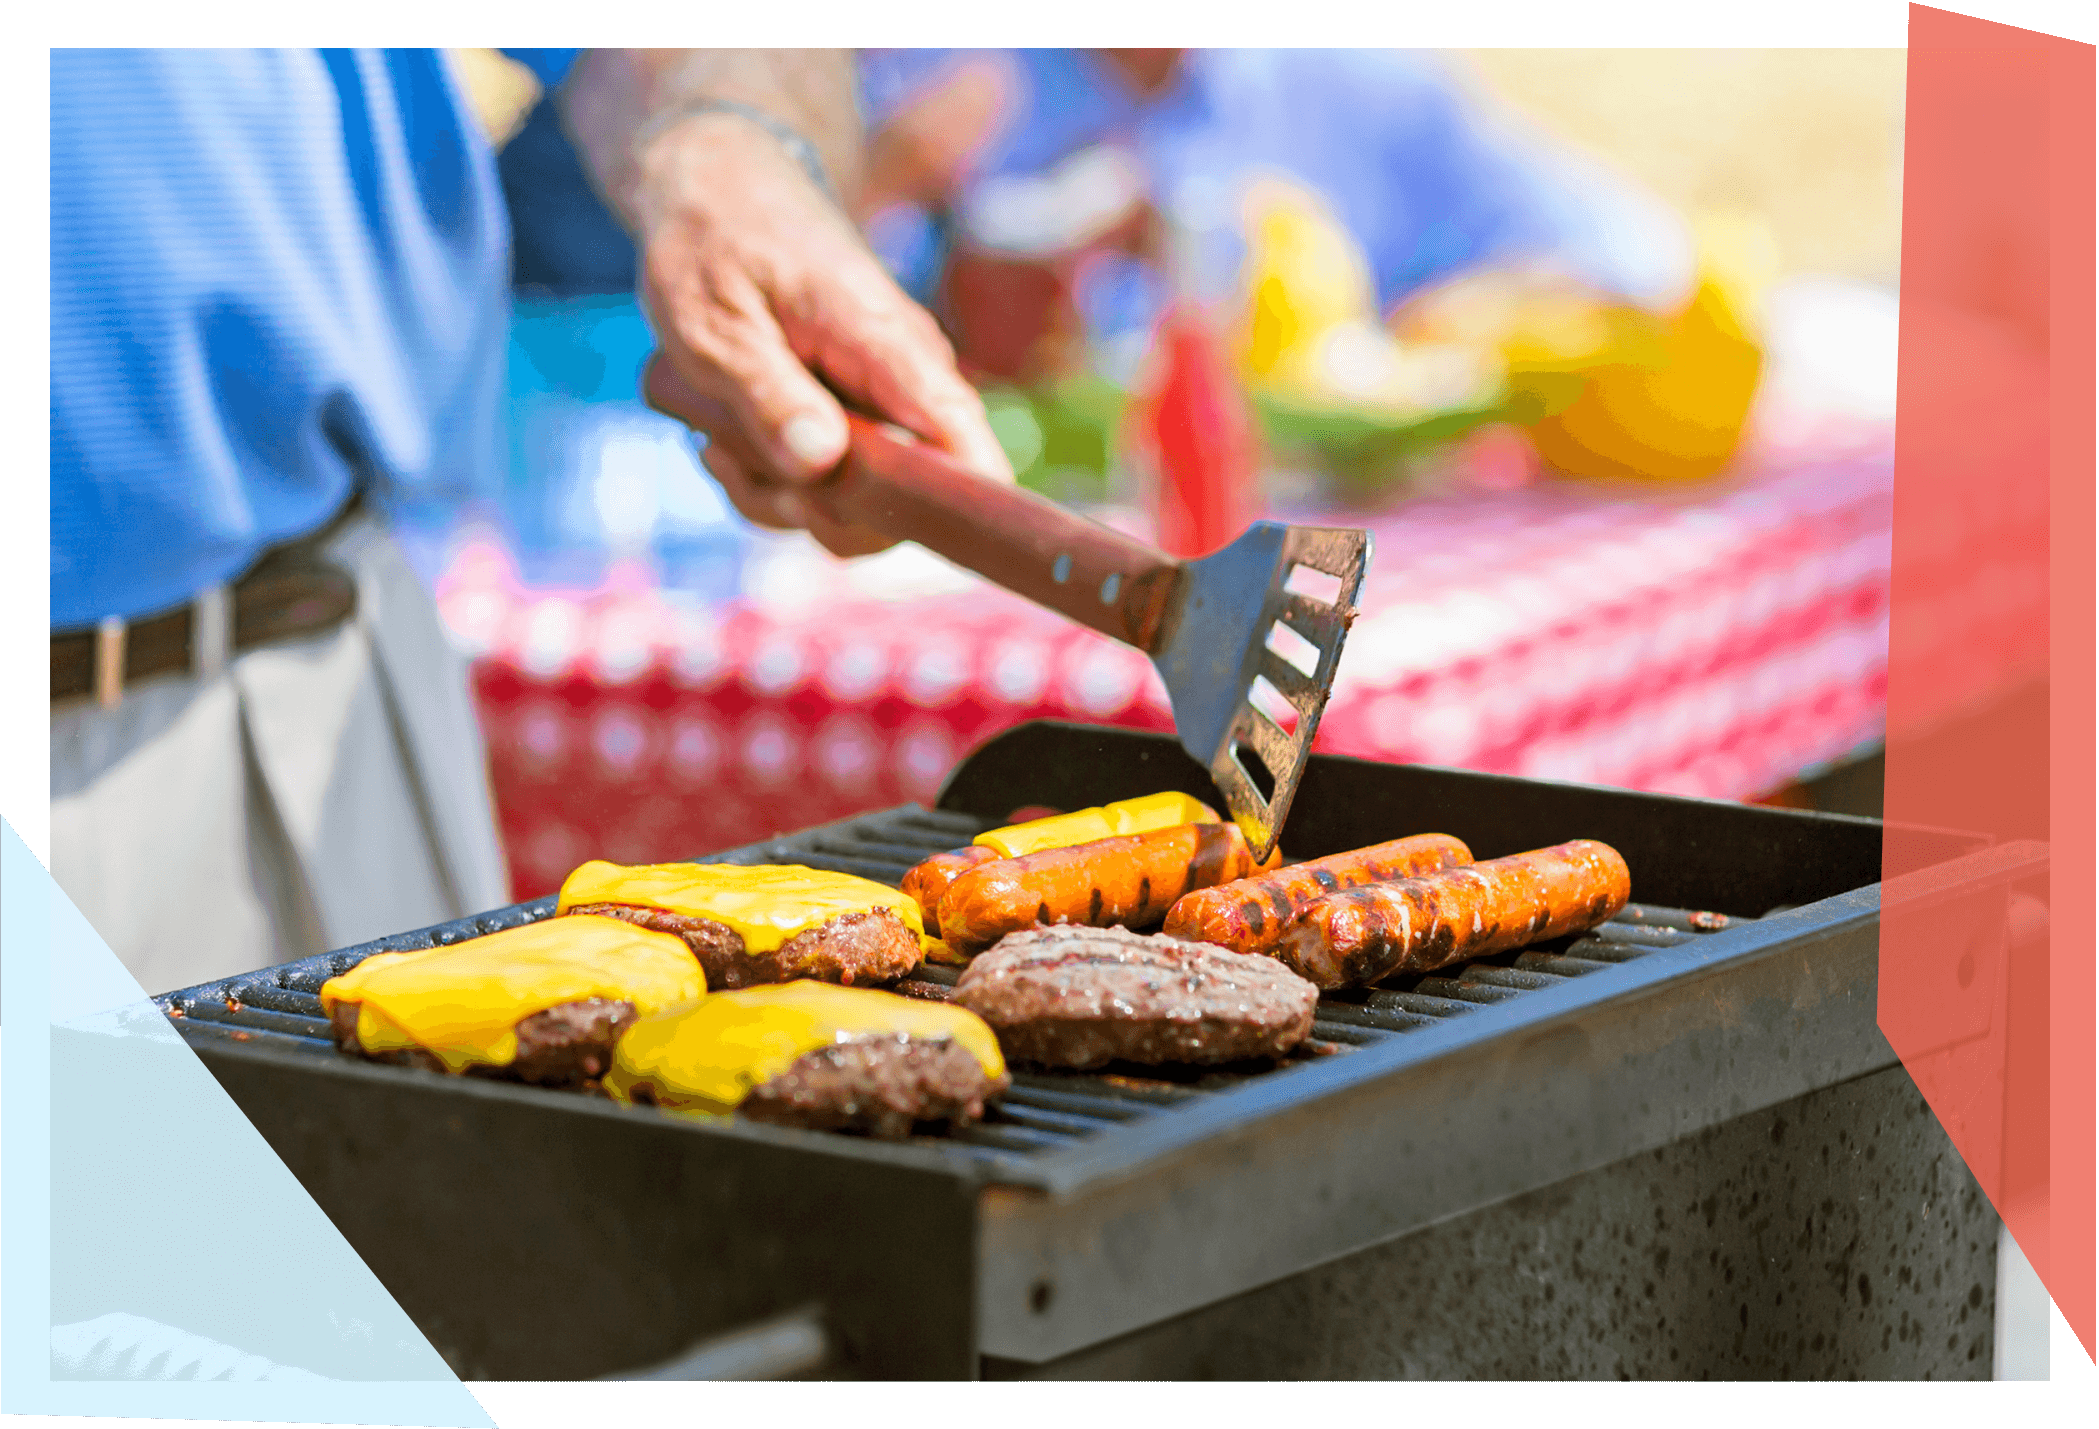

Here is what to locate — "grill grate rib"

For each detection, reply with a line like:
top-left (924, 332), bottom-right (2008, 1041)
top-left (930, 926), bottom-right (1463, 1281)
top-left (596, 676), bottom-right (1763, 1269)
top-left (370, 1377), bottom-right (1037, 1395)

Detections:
top-left (161, 804), bottom-right (1746, 1161)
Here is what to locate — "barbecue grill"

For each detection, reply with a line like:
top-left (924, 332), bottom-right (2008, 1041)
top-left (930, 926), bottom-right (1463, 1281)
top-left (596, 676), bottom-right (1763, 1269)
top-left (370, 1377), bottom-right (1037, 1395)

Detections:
top-left (150, 721), bottom-right (2029, 1379)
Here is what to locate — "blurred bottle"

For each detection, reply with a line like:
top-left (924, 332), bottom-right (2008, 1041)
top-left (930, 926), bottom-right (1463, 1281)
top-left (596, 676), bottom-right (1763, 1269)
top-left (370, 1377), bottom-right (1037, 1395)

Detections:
top-left (1134, 197), bottom-right (1261, 558)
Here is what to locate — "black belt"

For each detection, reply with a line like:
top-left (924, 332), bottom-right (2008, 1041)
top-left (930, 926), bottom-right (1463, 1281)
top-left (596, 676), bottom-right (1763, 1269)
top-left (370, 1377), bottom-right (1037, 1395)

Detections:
top-left (53, 498), bottom-right (366, 707)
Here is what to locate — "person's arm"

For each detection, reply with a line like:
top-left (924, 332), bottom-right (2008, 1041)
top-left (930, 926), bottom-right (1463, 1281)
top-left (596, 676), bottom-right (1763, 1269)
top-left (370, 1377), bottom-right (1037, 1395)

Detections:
top-left (562, 50), bottom-right (863, 218)
top-left (855, 53), bottom-right (1012, 222)
top-left (560, 49), bottom-right (1012, 557)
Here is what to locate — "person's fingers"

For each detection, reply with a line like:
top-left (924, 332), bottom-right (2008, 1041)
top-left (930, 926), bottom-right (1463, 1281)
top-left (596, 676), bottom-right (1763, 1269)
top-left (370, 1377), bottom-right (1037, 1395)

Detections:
top-left (785, 269), bottom-right (1015, 483)
top-left (697, 443), bottom-right (800, 531)
top-left (642, 351), bottom-right (739, 437)
top-left (651, 359), bottom-right (898, 553)
top-left (709, 421), bottom-right (897, 555)
top-left (647, 250), bottom-right (852, 485)
top-left (643, 355), bottom-right (796, 524)
top-left (802, 504), bottom-right (901, 560)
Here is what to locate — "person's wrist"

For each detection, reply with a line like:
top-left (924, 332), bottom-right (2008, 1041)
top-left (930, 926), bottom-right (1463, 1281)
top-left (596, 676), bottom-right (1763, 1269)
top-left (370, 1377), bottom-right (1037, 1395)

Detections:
top-left (630, 109), bottom-right (831, 240)
top-left (633, 102), bottom-right (834, 211)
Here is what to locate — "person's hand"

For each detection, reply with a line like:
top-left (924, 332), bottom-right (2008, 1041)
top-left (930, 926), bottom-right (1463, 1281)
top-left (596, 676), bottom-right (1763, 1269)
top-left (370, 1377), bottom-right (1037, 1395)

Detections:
top-left (634, 112), bottom-right (1014, 558)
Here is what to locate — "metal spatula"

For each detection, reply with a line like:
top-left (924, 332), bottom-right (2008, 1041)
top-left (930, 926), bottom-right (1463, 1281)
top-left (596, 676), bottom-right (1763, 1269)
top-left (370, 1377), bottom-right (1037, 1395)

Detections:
top-left (643, 369), bottom-right (1368, 860)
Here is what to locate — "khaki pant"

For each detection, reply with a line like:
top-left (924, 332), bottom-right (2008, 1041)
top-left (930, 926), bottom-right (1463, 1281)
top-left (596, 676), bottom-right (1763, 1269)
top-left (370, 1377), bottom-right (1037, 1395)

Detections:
top-left (50, 513), bottom-right (511, 998)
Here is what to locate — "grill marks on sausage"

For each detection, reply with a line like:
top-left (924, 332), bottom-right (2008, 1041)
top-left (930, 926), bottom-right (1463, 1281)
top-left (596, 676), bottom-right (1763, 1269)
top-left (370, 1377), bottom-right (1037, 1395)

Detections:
top-left (901, 846), bottom-right (1000, 937)
top-left (936, 824), bottom-right (1273, 957)
top-left (563, 903), bottom-right (921, 990)
top-left (1277, 839), bottom-right (1631, 989)
top-left (1186, 824), bottom-right (1237, 889)
top-left (1163, 832), bottom-right (1474, 958)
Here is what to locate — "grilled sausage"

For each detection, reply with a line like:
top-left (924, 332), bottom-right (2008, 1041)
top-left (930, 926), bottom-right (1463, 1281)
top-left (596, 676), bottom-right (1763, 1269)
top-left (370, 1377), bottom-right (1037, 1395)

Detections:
top-left (904, 792), bottom-right (1220, 936)
top-left (1162, 832), bottom-right (1474, 956)
top-left (1276, 839), bottom-right (1631, 989)
top-left (937, 823), bottom-right (1282, 957)
top-left (900, 846), bottom-right (1002, 937)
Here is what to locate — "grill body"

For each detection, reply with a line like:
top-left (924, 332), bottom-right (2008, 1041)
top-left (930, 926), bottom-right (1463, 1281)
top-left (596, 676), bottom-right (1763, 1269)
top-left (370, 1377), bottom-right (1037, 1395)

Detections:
top-left (983, 1066), bottom-right (1998, 1379)
top-left (157, 722), bottom-right (2021, 1379)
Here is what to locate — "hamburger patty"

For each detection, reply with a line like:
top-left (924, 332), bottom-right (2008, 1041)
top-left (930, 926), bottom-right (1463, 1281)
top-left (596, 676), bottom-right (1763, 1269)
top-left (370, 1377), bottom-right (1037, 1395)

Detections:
top-left (948, 925), bottom-right (1320, 1070)
top-left (727, 1036), bottom-right (1008, 1138)
top-left (330, 996), bottom-right (639, 1087)
top-left (563, 903), bottom-right (921, 989)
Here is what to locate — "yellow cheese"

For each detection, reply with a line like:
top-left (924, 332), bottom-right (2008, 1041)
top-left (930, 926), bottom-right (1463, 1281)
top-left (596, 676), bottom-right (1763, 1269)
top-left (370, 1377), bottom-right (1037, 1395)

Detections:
top-left (555, 861), bottom-right (932, 953)
top-left (318, 916), bottom-right (704, 1074)
top-left (972, 791), bottom-right (1218, 859)
top-left (602, 981), bottom-right (1006, 1116)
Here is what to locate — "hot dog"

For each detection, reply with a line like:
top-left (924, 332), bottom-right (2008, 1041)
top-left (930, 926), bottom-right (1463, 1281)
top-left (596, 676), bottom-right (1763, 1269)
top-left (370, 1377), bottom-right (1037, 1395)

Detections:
top-left (901, 846), bottom-right (1002, 938)
top-left (901, 791), bottom-right (1218, 937)
top-left (1162, 832), bottom-right (1474, 957)
top-left (937, 823), bottom-right (1283, 957)
top-left (1276, 839), bottom-right (1631, 989)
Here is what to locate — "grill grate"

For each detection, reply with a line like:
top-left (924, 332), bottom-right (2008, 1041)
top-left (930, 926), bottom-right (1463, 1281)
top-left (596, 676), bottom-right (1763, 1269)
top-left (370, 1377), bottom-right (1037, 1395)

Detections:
top-left (162, 803), bottom-right (1744, 1162)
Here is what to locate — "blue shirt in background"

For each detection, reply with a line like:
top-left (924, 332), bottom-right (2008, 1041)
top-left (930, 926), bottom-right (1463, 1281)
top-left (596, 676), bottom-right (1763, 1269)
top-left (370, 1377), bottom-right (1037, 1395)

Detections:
top-left (49, 47), bottom-right (579, 631)
top-left (501, 94), bottom-right (639, 299)
top-left (859, 49), bottom-right (1693, 312)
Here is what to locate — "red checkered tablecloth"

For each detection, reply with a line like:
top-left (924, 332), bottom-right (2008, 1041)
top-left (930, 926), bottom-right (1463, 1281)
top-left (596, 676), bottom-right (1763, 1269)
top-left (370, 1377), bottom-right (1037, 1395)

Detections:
top-left (442, 425), bottom-right (1913, 900)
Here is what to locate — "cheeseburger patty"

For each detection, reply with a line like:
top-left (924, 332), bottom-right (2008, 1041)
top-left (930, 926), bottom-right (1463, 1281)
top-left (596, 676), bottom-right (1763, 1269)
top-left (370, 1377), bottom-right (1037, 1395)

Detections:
top-left (630, 1035), bottom-right (1006, 1139)
top-left (562, 903), bottom-right (921, 990)
top-left (329, 995), bottom-right (639, 1088)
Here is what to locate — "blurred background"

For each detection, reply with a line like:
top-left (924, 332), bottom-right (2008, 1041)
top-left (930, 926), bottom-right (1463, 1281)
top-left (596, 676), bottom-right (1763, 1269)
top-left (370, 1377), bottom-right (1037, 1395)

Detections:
top-left (431, 48), bottom-right (1927, 899)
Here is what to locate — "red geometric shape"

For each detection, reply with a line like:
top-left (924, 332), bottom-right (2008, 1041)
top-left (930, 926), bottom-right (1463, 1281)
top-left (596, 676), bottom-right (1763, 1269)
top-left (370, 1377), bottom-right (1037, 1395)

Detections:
top-left (1883, 3), bottom-right (2094, 1360)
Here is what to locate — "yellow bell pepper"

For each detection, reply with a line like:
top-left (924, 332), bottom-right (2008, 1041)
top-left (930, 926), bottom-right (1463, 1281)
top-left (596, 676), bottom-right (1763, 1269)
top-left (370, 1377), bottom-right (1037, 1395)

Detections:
top-left (1524, 211), bottom-right (1774, 483)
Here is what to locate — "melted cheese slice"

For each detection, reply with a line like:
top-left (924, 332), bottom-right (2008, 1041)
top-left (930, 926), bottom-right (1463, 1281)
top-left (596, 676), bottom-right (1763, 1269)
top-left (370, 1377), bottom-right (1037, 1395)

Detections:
top-left (602, 981), bottom-right (1005, 1116)
top-left (972, 791), bottom-right (1219, 858)
top-left (555, 861), bottom-right (932, 954)
top-left (318, 916), bottom-right (704, 1074)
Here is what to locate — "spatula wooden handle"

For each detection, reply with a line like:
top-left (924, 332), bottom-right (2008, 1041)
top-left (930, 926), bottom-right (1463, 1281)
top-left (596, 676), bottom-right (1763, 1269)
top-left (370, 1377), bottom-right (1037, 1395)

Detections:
top-left (823, 417), bottom-right (1181, 652)
top-left (641, 356), bottom-right (1181, 651)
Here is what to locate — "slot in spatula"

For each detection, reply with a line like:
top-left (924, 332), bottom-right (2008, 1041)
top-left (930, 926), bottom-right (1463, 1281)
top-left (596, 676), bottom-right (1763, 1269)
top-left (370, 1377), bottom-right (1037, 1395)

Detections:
top-left (644, 369), bottom-right (1369, 860)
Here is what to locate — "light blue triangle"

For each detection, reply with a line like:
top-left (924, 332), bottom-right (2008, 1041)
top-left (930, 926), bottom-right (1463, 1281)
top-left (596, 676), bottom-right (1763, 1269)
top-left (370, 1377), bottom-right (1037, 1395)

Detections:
top-left (2, 815), bottom-right (493, 1424)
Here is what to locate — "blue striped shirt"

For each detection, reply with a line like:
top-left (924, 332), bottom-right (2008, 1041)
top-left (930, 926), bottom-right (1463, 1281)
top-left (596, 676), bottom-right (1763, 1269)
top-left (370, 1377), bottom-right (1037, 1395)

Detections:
top-left (50, 48), bottom-right (576, 630)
